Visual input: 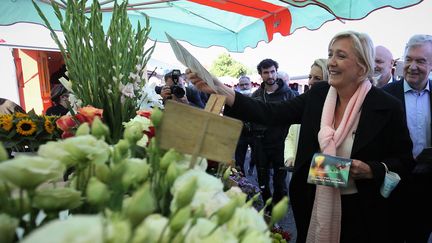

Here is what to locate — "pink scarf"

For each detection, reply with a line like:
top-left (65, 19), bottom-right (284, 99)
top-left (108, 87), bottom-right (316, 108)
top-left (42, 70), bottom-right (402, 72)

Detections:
top-left (306, 80), bottom-right (372, 243)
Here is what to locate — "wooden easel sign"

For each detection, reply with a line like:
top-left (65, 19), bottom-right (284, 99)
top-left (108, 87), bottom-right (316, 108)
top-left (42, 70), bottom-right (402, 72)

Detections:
top-left (156, 96), bottom-right (242, 165)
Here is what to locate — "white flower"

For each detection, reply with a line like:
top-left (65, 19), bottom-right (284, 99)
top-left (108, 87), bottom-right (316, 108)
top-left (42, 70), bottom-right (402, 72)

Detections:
top-left (225, 207), bottom-right (269, 238)
top-left (119, 83), bottom-right (135, 98)
top-left (0, 156), bottom-right (65, 189)
top-left (68, 94), bottom-right (82, 111)
top-left (240, 229), bottom-right (271, 243)
top-left (22, 215), bottom-right (104, 243)
top-left (170, 169), bottom-right (228, 215)
top-left (225, 186), bottom-right (246, 200)
top-left (131, 214), bottom-right (170, 243)
top-left (182, 218), bottom-right (237, 243)
top-left (139, 82), bottom-right (163, 109)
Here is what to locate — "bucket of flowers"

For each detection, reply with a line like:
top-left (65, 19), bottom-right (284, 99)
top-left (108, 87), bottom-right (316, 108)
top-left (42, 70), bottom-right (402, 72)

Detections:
top-left (0, 110), bottom-right (61, 154)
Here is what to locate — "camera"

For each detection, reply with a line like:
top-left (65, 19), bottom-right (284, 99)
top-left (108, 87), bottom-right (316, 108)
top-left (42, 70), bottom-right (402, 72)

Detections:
top-left (155, 69), bottom-right (185, 98)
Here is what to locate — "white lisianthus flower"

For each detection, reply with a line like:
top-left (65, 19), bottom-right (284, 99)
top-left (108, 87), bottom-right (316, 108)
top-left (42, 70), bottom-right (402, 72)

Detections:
top-left (170, 169), bottom-right (228, 215)
top-left (225, 207), bottom-right (269, 239)
top-left (131, 214), bottom-right (170, 243)
top-left (22, 215), bottom-right (104, 243)
top-left (240, 230), bottom-right (272, 243)
top-left (0, 156), bottom-right (65, 189)
top-left (225, 186), bottom-right (246, 200)
top-left (38, 135), bottom-right (110, 167)
top-left (182, 218), bottom-right (237, 243)
top-left (123, 115), bottom-right (152, 148)
top-left (33, 188), bottom-right (82, 211)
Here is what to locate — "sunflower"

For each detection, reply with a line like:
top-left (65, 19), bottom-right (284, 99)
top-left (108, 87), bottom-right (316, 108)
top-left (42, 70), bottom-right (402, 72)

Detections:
top-left (0, 114), bottom-right (13, 131)
top-left (16, 119), bottom-right (37, 136)
top-left (44, 118), bottom-right (55, 134)
top-left (14, 112), bottom-right (29, 118)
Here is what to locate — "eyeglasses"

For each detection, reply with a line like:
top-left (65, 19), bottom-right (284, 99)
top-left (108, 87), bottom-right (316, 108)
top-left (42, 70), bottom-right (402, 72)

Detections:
top-left (239, 83), bottom-right (250, 86)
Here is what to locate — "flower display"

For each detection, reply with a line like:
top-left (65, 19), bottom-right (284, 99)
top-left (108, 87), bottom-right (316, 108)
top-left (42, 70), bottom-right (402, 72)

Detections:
top-left (0, 108), bottom-right (288, 242)
top-left (34, 0), bottom-right (155, 143)
top-left (0, 110), bottom-right (61, 152)
top-left (55, 106), bottom-right (103, 139)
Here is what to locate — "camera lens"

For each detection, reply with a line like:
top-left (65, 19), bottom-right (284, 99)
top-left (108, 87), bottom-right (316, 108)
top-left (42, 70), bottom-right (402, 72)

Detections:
top-left (171, 85), bottom-right (185, 98)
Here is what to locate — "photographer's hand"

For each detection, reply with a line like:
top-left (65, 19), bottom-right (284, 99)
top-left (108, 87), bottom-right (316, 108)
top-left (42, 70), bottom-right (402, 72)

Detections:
top-left (160, 85), bottom-right (172, 101)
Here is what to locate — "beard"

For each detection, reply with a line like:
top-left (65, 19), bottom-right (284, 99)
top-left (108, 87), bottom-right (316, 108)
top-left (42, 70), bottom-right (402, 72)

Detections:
top-left (265, 79), bottom-right (276, 85)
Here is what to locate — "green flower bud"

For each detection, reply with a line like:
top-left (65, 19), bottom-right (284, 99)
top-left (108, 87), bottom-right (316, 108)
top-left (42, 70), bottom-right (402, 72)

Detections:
top-left (160, 149), bottom-right (181, 171)
top-left (216, 198), bottom-right (237, 226)
top-left (0, 213), bottom-right (19, 243)
top-left (246, 193), bottom-right (261, 207)
top-left (33, 188), bottom-right (82, 211)
top-left (150, 107), bottom-right (163, 127)
top-left (169, 206), bottom-right (191, 232)
top-left (0, 143), bottom-right (8, 162)
top-left (222, 166), bottom-right (232, 182)
top-left (165, 162), bottom-right (179, 186)
top-left (91, 117), bottom-right (110, 140)
top-left (113, 139), bottom-right (131, 163)
top-left (86, 177), bottom-right (110, 206)
top-left (125, 183), bottom-right (157, 226)
top-left (94, 162), bottom-right (110, 183)
top-left (106, 219), bottom-right (131, 243)
top-left (75, 122), bottom-right (90, 136)
top-left (175, 177), bottom-right (197, 209)
top-left (270, 196), bottom-right (289, 226)
top-left (122, 158), bottom-right (149, 189)
top-left (123, 124), bottom-right (144, 144)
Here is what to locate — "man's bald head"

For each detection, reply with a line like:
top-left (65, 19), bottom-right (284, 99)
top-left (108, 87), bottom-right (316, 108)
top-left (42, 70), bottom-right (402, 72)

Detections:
top-left (374, 45), bottom-right (395, 87)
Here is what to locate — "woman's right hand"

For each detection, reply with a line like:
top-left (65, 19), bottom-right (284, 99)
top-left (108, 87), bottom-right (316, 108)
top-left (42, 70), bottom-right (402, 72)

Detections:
top-left (185, 69), bottom-right (217, 94)
top-left (185, 68), bottom-right (236, 106)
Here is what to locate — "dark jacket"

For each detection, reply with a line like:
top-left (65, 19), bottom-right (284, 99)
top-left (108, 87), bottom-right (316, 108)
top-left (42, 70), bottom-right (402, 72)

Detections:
top-left (225, 81), bottom-right (414, 243)
top-left (250, 79), bottom-right (296, 146)
top-left (46, 105), bottom-right (68, 116)
top-left (185, 87), bottom-right (206, 109)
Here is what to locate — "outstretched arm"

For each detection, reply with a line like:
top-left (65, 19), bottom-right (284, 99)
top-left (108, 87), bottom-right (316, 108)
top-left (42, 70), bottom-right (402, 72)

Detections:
top-left (185, 69), bottom-right (236, 106)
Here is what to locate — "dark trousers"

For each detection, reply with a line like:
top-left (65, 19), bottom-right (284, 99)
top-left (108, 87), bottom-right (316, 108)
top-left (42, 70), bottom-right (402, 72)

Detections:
top-left (254, 139), bottom-right (287, 206)
top-left (406, 174), bottom-right (432, 243)
top-left (234, 135), bottom-right (254, 173)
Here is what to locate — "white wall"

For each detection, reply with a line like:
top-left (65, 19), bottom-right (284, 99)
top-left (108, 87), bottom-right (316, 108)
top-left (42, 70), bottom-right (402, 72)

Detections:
top-left (0, 46), bottom-right (20, 104)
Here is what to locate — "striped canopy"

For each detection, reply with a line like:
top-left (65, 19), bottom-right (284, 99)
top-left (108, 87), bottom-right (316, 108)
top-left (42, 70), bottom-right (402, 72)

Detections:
top-left (0, 0), bottom-right (423, 52)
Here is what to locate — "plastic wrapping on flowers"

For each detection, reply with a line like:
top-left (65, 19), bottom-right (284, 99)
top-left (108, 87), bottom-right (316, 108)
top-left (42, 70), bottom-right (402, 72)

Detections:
top-left (0, 108), bottom-right (288, 242)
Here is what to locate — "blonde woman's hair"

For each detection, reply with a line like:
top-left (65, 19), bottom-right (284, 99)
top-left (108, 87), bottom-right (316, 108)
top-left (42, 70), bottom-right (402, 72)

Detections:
top-left (329, 31), bottom-right (375, 80)
top-left (311, 58), bottom-right (329, 81)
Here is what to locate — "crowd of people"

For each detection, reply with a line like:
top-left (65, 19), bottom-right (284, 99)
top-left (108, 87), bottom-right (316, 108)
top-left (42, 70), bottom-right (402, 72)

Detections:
top-left (184, 31), bottom-right (432, 243)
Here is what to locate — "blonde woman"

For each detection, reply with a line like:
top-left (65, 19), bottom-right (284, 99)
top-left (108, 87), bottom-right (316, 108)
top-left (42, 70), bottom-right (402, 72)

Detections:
top-left (187, 31), bottom-right (413, 243)
top-left (308, 58), bottom-right (329, 87)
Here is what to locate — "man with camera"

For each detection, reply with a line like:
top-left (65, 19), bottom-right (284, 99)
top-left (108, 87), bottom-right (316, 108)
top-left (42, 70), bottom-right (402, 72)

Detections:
top-left (156, 69), bottom-right (206, 108)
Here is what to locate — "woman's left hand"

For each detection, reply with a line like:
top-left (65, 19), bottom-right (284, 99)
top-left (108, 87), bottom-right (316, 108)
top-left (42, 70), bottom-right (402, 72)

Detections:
top-left (350, 159), bottom-right (373, 179)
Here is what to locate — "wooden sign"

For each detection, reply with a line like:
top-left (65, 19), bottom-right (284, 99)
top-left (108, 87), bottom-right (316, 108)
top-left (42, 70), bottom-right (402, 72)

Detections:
top-left (156, 97), bottom-right (242, 165)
